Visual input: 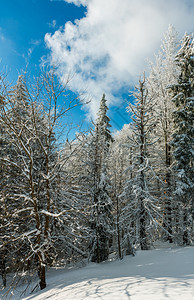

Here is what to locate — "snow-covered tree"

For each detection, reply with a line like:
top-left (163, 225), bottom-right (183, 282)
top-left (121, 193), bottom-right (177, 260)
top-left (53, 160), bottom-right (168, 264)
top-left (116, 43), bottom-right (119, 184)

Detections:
top-left (0, 68), bottom-right (82, 291)
top-left (90, 168), bottom-right (113, 262)
top-left (109, 124), bottom-right (133, 258)
top-left (147, 25), bottom-right (179, 242)
top-left (168, 33), bottom-right (194, 245)
top-left (56, 135), bottom-right (93, 264)
top-left (0, 85), bottom-right (9, 288)
top-left (120, 75), bottom-right (160, 250)
top-left (0, 75), bottom-right (36, 290)
top-left (89, 94), bottom-right (113, 263)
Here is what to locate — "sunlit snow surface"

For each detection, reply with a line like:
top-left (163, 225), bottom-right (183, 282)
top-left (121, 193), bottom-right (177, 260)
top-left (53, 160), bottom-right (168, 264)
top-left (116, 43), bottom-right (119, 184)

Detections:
top-left (2, 243), bottom-right (194, 299)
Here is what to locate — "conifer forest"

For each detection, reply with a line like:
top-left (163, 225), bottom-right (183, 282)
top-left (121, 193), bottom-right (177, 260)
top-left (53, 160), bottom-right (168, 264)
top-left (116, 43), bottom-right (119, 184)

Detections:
top-left (0, 26), bottom-right (193, 293)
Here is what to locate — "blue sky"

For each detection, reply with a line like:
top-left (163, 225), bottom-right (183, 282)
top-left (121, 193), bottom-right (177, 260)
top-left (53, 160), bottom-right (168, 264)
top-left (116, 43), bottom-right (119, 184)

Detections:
top-left (0, 0), bottom-right (193, 136)
top-left (0, 0), bottom-right (85, 78)
top-left (0, 0), bottom-right (92, 136)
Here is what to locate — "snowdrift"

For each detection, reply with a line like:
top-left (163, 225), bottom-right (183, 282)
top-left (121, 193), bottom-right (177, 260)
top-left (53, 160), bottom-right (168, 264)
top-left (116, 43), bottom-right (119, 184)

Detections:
top-left (2, 244), bottom-right (194, 299)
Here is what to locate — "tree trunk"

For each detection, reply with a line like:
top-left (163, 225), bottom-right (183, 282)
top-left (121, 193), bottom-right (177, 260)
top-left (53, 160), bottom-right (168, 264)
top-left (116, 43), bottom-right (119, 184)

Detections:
top-left (39, 263), bottom-right (46, 290)
top-left (116, 196), bottom-right (122, 259)
top-left (166, 143), bottom-right (173, 243)
top-left (183, 209), bottom-right (190, 246)
top-left (0, 250), bottom-right (6, 288)
top-left (162, 136), bottom-right (173, 243)
top-left (139, 201), bottom-right (148, 250)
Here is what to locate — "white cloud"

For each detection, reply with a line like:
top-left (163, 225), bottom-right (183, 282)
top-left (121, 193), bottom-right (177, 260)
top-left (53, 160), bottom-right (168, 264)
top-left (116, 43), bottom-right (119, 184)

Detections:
top-left (64, 0), bottom-right (87, 6)
top-left (48, 20), bottom-right (57, 29)
top-left (27, 40), bottom-right (42, 59)
top-left (45, 0), bottom-right (194, 119)
top-left (30, 39), bottom-right (42, 46)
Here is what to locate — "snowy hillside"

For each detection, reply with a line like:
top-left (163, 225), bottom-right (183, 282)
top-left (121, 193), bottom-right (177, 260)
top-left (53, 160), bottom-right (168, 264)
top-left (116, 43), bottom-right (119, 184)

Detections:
top-left (4, 243), bottom-right (194, 300)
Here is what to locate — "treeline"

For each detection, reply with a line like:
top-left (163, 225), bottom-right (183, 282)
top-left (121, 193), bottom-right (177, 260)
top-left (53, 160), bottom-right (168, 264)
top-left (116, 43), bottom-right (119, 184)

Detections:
top-left (0, 26), bottom-right (193, 294)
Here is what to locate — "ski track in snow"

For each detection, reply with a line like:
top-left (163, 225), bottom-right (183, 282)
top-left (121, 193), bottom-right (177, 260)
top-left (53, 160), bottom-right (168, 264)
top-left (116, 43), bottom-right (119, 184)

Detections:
top-left (2, 244), bottom-right (194, 300)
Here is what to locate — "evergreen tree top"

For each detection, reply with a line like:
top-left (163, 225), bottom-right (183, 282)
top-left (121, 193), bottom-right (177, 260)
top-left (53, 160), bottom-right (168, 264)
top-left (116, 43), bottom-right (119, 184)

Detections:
top-left (95, 94), bottom-right (113, 143)
top-left (12, 75), bottom-right (29, 106)
top-left (96, 94), bottom-right (111, 128)
top-left (175, 33), bottom-right (194, 83)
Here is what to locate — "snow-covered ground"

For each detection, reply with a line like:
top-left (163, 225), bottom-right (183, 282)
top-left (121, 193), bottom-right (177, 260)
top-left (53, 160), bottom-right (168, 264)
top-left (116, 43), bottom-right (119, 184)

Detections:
top-left (2, 243), bottom-right (194, 299)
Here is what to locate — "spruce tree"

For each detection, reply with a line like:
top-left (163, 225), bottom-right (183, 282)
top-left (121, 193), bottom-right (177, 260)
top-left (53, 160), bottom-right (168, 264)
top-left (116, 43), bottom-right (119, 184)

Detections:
top-left (169, 33), bottom-right (194, 245)
top-left (90, 94), bottom-right (113, 263)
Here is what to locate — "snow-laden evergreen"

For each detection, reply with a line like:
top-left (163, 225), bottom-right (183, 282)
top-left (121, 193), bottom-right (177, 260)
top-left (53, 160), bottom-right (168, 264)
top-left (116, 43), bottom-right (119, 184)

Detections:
top-left (168, 33), bottom-right (194, 245)
top-left (89, 94), bottom-right (113, 263)
top-left (120, 75), bottom-right (161, 250)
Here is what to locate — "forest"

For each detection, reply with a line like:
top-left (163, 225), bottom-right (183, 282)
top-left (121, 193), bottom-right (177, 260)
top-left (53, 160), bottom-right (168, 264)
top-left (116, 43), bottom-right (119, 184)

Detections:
top-left (0, 26), bottom-right (193, 294)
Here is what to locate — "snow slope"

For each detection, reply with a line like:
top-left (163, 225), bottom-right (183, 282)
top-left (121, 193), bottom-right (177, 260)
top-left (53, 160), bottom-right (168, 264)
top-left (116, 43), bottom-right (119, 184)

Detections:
top-left (3, 244), bottom-right (194, 300)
